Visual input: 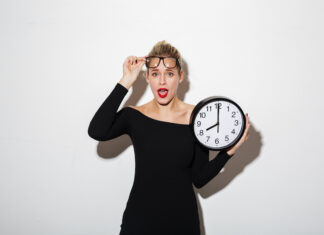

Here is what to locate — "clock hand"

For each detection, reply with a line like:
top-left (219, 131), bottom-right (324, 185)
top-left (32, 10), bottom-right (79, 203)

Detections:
top-left (217, 104), bottom-right (220, 133)
top-left (207, 104), bottom-right (220, 131)
top-left (206, 122), bottom-right (219, 131)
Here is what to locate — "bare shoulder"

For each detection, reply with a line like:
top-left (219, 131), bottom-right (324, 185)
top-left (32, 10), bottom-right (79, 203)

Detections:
top-left (185, 103), bottom-right (196, 113)
top-left (183, 103), bottom-right (195, 123)
top-left (127, 104), bottom-right (146, 112)
top-left (127, 104), bottom-right (137, 110)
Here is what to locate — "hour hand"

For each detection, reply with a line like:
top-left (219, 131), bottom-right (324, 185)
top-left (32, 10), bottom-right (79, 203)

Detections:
top-left (206, 122), bottom-right (219, 131)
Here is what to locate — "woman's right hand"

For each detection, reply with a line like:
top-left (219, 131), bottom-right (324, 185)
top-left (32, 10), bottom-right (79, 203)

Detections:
top-left (119, 55), bottom-right (147, 89)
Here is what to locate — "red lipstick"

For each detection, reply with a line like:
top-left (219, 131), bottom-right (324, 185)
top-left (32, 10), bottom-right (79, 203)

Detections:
top-left (157, 88), bottom-right (168, 98)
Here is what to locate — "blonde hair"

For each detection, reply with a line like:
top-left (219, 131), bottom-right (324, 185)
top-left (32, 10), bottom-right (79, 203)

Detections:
top-left (147, 40), bottom-right (183, 74)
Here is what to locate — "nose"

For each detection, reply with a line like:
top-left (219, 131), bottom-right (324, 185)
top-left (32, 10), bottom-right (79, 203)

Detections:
top-left (159, 74), bottom-right (167, 85)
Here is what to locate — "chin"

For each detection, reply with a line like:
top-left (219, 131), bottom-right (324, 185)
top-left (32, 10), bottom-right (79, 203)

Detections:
top-left (157, 97), bottom-right (172, 105)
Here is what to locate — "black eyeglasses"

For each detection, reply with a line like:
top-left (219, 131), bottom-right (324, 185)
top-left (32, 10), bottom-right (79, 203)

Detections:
top-left (145, 56), bottom-right (181, 70)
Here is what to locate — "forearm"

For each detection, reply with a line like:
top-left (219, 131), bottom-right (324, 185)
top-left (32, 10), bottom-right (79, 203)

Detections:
top-left (191, 142), bottom-right (234, 188)
top-left (119, 76), bottom-right (133, 90)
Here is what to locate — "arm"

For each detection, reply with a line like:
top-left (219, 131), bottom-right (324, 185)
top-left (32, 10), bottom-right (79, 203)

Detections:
top-left (191, 142), bottom-right (234, 189)
top-left (87, 82), bottom-right (130, 141)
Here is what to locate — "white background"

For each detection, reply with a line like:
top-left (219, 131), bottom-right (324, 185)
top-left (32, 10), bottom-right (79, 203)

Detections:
top-left (1, 0), bottom-right (323, 234)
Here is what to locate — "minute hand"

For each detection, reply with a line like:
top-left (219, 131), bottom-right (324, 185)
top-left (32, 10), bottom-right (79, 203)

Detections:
top-left (217, 104), bottom-right (220, 133)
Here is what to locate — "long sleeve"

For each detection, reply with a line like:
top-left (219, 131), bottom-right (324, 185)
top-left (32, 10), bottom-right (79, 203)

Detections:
top-left (191, 141), bottom-right (234, 189)
top-left (88, 82), bottom-right (130, 141)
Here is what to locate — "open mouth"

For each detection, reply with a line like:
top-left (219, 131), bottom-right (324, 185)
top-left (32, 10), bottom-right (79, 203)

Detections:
top-left (158, 88), bottom-right (168, 97)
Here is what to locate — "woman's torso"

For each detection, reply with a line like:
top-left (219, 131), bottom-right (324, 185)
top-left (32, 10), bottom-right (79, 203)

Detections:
top-left (120, 105), bottom-right (200, 231)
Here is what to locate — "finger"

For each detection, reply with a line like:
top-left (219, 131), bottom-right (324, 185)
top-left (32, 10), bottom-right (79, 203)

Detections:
top-left (136, 59), bottom-right (145, 65)
top-left (243, 128), bottom-right (249, 137)
top-left (245, 124), bottom-right (249, 132)
top-left (138, 57), bottom-right (147, 61)
top-left (137, 58), bottom-right (145, 63)
top-left (244, 130), bottom-right (248, 138)
top-left (246, 118), bottom-right (250, 127)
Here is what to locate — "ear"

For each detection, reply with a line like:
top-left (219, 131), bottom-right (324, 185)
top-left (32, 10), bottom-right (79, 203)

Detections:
top-left (178, 70), bottom-right (184, 84)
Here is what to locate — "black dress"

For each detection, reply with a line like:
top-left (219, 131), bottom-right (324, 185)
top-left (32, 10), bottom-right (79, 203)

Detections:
top-left (88, 82), bottom-right (234, 235)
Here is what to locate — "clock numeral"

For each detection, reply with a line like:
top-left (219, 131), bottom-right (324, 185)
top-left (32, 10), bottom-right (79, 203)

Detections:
top-left (199, 112), bottom-right (206, 118)
top-left (231, 129), bottom-right (236, 134)
top-left (234, 120), bottom-right (239, 126)
top-left (227, 106), bottom-right (230, 112)
top-left (214, 103), bottom-right (222, 109)
top-left (197, 121), bottom-right (201, 127)
top-left (199, 130), bottom-right (204, 136)
top-left (225, 135), bottom-right (229, 141)
top-left (232, 111), bottom-right (236, 118)
top-left (215, 138), bottom-right (219, 144)
top-left (206, 105), bottom-right (212, 112)
top-left (206, 136), bottom-right (210, 142)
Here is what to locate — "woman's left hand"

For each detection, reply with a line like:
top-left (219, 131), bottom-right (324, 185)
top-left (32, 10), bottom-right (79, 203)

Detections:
top-left (227, 113), bottom-right (250, 156)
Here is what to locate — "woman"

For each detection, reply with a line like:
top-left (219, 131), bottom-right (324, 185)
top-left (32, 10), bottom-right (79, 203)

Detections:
top-left (88, 40), bottom-right (250, 235)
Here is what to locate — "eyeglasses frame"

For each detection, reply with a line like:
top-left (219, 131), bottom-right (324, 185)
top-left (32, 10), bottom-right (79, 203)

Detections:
top-left (145, 56), bottom-right (181, 70)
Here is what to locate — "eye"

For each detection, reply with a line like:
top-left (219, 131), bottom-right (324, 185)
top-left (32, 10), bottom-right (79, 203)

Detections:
top-left (168, 72), bottom-right (174, 76)
top-left (152, 72), bottom-right (158, 76)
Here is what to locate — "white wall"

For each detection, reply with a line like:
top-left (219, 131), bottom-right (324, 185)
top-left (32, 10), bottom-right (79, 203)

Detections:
top-left (1, 0), bottom-right (323, 234)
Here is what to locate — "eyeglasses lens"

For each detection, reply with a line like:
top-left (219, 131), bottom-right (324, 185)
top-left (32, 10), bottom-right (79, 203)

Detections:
top-left (147, 57), bottom-right (177, 68)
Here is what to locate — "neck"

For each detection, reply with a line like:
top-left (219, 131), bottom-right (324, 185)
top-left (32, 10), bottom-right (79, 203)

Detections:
top-left (151, 95), bottom-right (182, 114)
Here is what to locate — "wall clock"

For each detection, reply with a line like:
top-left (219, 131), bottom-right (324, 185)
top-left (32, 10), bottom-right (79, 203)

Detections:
top-left (189, 96), bottom-right (246, 151)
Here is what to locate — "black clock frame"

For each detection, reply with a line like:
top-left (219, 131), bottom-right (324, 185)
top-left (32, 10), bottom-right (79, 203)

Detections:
top-left (189, 96), bottom-right (246, 151)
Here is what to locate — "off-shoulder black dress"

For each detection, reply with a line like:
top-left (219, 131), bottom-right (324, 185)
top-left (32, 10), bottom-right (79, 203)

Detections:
top-left (88, 82), bottom-right (234, 235)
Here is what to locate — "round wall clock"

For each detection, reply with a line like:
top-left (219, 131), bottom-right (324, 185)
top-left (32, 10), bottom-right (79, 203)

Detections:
top-left (189, 96), bottom-right (246, 151)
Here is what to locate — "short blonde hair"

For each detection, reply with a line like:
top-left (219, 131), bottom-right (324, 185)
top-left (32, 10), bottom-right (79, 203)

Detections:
top-left (147, 40), bottom-right (183, 74)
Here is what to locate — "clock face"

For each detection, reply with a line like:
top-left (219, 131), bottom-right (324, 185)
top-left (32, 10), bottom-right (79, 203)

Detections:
top-left (190, 97), bottom-right (245, 150)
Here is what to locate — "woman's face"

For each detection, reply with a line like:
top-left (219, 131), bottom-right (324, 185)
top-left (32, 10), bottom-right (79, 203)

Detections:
top-left (145, 57), bottom-right (184, 105)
